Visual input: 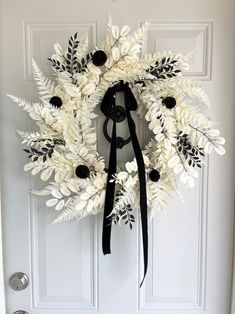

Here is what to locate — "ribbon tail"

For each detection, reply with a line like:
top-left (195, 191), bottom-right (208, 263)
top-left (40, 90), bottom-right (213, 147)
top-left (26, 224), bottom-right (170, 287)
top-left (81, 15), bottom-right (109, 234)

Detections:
top-left (124, 86), bottom-right (148, 287)
top-left (102, 110), bottom-right (117, 255)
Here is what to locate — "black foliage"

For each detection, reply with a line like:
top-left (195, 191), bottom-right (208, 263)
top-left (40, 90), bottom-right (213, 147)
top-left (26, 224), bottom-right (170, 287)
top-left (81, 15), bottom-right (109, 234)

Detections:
top-left (64, 32), bottom-right (80, 75)
top-left (23, 147), bottom-right (54, 162)
top-left (148, 56), bottom-right (181, 80)
top-left (23, 139), bottom-right (65, 162)
top-left (77, 52), bottom-right (93, 73)
top-left (48, 32), bottom-right (93, 76)
top-left (48, 58), bottom-right (66, 72)
top-left (110, 193), bottom-right (135, 230)
top-left (176, 132), bottom-right (205, 168)
top-left (156, 112), bottom-right (165, 128)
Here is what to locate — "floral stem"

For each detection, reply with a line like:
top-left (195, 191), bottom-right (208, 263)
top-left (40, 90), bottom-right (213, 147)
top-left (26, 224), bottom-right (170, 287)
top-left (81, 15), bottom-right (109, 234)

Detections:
top-left (189, 124), bottom-right (215, 145)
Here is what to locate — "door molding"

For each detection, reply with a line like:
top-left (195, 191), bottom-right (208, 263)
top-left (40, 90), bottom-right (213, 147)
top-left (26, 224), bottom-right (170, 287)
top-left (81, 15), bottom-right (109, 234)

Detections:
top-left (230, 234), bottom-right (235, 314)
top-left (0, 181), bottom-right (6, 314)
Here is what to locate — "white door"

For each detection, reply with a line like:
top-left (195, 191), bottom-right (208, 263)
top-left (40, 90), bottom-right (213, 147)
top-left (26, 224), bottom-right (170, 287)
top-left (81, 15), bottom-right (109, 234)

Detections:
top-left (1, 0), bottom-right (235, 313)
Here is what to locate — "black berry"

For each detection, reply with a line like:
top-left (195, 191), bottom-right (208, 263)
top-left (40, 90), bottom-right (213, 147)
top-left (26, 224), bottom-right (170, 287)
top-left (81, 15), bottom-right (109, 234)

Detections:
top-left (149, 169), bottom-right (160, 182)
top-left (92, 50), bottom-right (107, 66)
top-left (49, 96), bottom-right (63, 108)
top-left (75, 165), bottom-right (90, 179)
top-left (162, 97), bottom-right (176, 109)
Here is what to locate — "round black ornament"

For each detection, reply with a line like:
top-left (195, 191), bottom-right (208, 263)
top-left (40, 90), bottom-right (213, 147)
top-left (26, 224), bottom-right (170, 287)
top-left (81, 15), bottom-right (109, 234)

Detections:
top-left (49, 96), bottom-right (63, 108)
top-left (92, 50), bottom-right (107, 66)
top-left (162, 96), bottom-right (176, 109)
top-left (116, 136), bottom-right (125, 149)
top-left (75, 165), bottom-right (90, 179)
top-left (149, 169), bottom-right (160, 182)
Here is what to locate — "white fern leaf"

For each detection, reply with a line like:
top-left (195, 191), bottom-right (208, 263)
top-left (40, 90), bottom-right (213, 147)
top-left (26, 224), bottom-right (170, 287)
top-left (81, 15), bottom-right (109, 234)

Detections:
top-left (17, 130), bottom-right (57, 146)
top-left (7, 94), bottom-right (34, 113)
top-left (76, 34), bottom-right (89, 60)
top-left (126, 21), bottom-right (149, 47)
top-left (32, 59), bottom-right (55, 101)
top-left (53, 208), bottom-right (81, 223)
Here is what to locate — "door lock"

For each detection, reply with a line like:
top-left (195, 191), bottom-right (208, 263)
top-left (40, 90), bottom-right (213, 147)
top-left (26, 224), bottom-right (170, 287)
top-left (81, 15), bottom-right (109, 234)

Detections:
top-left (9, 272), bottom-right (29, 291)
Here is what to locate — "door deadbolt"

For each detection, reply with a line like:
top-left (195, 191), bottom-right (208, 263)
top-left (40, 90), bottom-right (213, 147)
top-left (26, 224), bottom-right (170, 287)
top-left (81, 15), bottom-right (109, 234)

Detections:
top-left (13, 311), bottom-right (29, 314)
top-left (9, 272), bottom-right (29, 291)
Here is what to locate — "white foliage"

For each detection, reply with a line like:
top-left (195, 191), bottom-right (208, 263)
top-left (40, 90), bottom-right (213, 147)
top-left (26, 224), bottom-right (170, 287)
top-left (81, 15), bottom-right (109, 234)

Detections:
top-left (32, 60), bottom-right (55, 101)
top-left (9, 18), bottom-right (225, 225)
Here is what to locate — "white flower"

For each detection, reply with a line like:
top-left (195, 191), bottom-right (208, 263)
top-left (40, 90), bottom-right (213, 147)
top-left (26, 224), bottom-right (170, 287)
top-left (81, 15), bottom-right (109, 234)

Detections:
top-left (125, 160), bottom-right (137, 173)
top-left (117, 171), bottom-right (128, 180)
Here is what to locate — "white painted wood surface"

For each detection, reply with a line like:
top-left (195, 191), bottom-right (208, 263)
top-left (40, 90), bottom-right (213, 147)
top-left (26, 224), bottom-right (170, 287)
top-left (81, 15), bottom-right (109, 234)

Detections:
top-left (0, 183), bottom-right (6, 314)
top-left (0, 0), bottom-right (235, 313)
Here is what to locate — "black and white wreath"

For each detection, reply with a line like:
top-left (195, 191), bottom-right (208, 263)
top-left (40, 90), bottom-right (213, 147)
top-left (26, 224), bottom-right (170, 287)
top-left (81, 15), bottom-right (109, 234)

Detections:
top-left (9, 18), bottom-right (225, 285)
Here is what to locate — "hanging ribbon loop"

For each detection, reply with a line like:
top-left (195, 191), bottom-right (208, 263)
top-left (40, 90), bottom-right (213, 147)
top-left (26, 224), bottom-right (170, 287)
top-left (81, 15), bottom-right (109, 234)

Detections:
top-left (101, 81), bottom-right (148, 287)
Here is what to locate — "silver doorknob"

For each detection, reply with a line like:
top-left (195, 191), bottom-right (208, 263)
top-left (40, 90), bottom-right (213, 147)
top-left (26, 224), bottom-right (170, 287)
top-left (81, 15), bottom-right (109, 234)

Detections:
top-left (9, 272), bottom-right (29, 291)
top-left (13, 311), bottom-right (29, 314)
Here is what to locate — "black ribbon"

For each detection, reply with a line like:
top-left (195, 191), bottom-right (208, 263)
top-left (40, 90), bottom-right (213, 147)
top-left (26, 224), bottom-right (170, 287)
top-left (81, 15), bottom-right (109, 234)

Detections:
top-left (100, 81), bottom-right (148, 287)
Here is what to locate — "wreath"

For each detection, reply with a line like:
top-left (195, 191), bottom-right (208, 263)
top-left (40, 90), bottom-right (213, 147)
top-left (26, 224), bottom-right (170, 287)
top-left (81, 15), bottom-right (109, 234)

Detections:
top-left (9, 18), bottom-right (225, 285)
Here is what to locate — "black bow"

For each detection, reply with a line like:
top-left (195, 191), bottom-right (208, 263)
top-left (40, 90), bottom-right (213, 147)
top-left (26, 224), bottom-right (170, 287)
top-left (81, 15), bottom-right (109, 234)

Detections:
top-left (100, 81), bottom-right (148, 287)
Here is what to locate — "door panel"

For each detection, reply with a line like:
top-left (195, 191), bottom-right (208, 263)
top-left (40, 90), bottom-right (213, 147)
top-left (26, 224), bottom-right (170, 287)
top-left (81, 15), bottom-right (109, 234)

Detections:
top-left (0, 0), bottom-right (234, 313)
